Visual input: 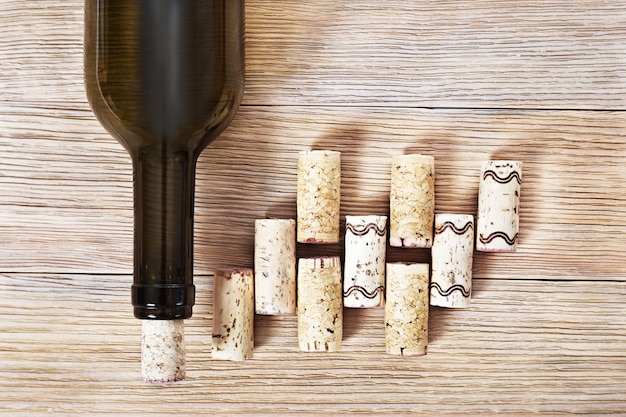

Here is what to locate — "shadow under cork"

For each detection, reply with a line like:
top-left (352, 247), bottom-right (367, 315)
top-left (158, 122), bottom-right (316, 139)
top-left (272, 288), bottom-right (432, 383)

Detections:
top-left (253, 313), bottom-right (298, 349)
top-left (427, 306), bottom-right (450, 345)
top-left (342, 306), bottom-right (385, 343)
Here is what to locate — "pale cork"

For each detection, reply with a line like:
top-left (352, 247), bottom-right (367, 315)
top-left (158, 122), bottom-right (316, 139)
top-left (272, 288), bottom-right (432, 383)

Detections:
top-left (297, 256), bottom-right (343, 352)
top-left (476, 160), bottom-right (522, 252)
top-left (385, 262), bottom-right (429, 356)
top-left (297, 150), bottom-right (341, 244)
top-left (212, 268), bottom-right (254, 361)
top-left (430, 213), bottom-right (474, 308)
top-left (343, 215), bottom-right (387, 308)
top-left (389, 154), bottom-right (435, 248)
top-left (141, 319), bottom-right (185, 383)
top-left (254, 218), bottom-right (297, 315)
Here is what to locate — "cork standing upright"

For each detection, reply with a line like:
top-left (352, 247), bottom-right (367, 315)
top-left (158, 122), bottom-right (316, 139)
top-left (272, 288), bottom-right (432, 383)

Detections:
top-left (385, 262), bottom-right (430, 356)
top-left (297, 150), bottom-right (341, 244)
top-left (430, 213), bottom-right (474, 308)
top-left (476, 160), bottom-right (522, 252)
top-left (389, 154), bottom-right (435, 248)
top-left (254, 218), bottom-right (297, 315)
top-left (343, 215), bottom-right (387, 308)
top-left (212, 269), bottom-right (255, 361)
top-left (297, 256), bottom-right (343, 352)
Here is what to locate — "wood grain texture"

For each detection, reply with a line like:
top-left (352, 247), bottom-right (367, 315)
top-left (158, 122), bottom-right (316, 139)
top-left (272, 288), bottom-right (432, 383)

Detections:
top-left (2, 0), bottom-right (626, 415)
top-left (1, 1), bottom-right (626, 108)
top-left (1, 274), bottom-right (625, 416)
top-left (2, 105), bottom-right (626, 279)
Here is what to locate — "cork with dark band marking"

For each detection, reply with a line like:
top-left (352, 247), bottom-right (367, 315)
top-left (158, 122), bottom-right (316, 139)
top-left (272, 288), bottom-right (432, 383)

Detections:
top-left (343, 215), bottom-right (387, 308)
top-left (476, 160), bottom-right (522, 252)
top-left (430, 213), bottom-right (474, 308)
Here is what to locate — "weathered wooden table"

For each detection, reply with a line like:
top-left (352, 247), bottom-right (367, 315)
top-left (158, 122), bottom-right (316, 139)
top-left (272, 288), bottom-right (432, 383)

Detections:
top-left (1, 1), bottom-right (625, 415)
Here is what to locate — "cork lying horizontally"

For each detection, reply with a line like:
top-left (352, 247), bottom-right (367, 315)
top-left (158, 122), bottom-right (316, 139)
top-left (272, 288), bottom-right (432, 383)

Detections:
top-left (385, 263), bottom-right (429, 356)
top-left (343, 215), bottom-right (387, 308)
top-left (254, 218), bottom-right (297, 315)
top-left (297, 150), bottom-right (341, 244)
top-left (476, 160), bottom-right (523, 252)
top-left (297, 256), bottom-right (343, 352)
top-left (430, 213), bottom-right (474, 308)
top-left (389, 154), bottom-right (435, 248)
top-left (141, 319), bottom-right (185, 383)
top-left (212, 269), bottom-right (254, 361)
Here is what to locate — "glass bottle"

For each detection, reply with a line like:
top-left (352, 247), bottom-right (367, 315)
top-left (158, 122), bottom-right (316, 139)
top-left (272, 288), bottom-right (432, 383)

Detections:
top-left (84, 0), bottom-right (245, 319)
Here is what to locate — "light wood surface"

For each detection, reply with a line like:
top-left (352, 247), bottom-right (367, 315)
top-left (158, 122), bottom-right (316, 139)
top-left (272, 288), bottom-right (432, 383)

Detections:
top-left (2, 0), bottom-right (626, 415)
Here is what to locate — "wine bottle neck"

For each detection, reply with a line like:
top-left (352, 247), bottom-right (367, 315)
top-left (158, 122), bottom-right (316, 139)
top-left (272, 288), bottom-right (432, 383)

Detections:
top-left (131, 149), bottom-right (196, 319)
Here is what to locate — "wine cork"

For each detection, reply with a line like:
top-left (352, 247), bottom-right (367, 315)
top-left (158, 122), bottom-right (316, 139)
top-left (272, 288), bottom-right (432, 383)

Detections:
top-left (389, 154), bottom-right (435, 248)
top-left (385, 263), bottom-right (429, 356)
top-left (254, 219), bottom-right (297, 315)
top-left (430, 214), bottom-right (474, 308)
top-left (343, 215), bottom-right (387, 308)
top-left (297, 150), bottom-right (341, 244)
top-left (297, 256), bottom-right (343, 352)
top-left (141, 319), bottom-right (185, 383)
top-left (212, 268), bottom-right (254, 361)
top-left (476, 160), bottom-right (522, 252)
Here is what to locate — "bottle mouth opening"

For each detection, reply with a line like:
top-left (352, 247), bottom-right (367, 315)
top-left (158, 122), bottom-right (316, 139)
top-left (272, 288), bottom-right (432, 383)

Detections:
top-left (132, 283), bottom-right (195, 320)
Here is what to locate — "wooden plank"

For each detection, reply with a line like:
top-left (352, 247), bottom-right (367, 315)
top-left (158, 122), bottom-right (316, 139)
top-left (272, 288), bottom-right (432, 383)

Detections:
top-left (0, 104), bottom-right (133, 273)
top-left (2, 0), bottom-right (626, 414)
top-left (1, 1), bottom-right (625, 108)
top-left (2, 104), bottom-right (626, 279)
top-left (245, 0), bottom-right (626, 108)
top-left (1, 274), bottom-right (625, 415)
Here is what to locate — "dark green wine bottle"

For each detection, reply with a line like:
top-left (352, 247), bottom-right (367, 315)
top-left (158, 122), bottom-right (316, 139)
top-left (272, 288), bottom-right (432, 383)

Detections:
top-left (84, 0), bottom-right (244, 319)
